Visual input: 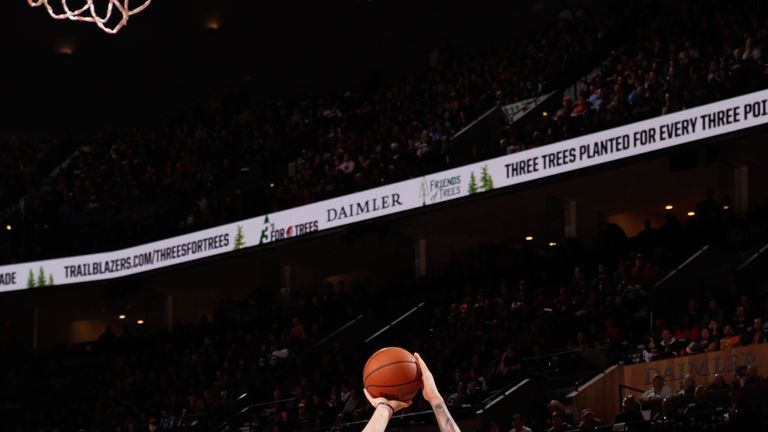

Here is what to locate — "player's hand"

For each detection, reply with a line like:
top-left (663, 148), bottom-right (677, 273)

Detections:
top-left (363, 388), bottom-right (412, 414)
top-left (414, 352), bottom-right (442, 405)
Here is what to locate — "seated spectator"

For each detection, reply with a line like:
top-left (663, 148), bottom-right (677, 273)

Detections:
top-left (719, 324), bottom-right (742, 349)
top-left (705, 318), bottom-right (721, 341)
top-left (642, 336), bottom-right (660, 362)
top-left (629, 253), bottom-right (656, 285)
top-left (731, 305), bottom-right (749, 334)
top-left (576, 409), bottom-right (604, 431)
top-left (682, 386), bottom-right (714, 422)
top-left (658, 328), bottom-right (682, 359)
top-left (510, 413), bottom-right (533, 432)
top-left (743, 365), bottom-right (762, 387)
top-left (685, 328), bottom-right (717, 355)
top-left (701, 299), bottom-right (726, 329)
top-left (708, 374), bottom-right (731, 392)
top-left (499, 345), bottom-right (522, 382)
top-left (612, 395), bottom-right (648, 432)
top-left (727, 388), bottom-right (757, 430)
top-left (674, 314), bottom-right (699, 343)
top-left (643, 374), bottom-right (673, 400)
top-left (677, 374), bottom-right (696, 397)
top-left (652, 397), bottom-right (679, 429)
top-left (746, 317), bottom-right (767, 344)
top-left (547, 412), bottom-right (572, 432)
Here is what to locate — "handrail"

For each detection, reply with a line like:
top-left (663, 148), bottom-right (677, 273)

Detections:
top-left (521, 348), bottom-right (582, 363)
top-left (651, 245), bottom-right (710, 290)
top-left (737, 241), bottom-right (768, 271)
top-left (476, 378), bottom-right (531, 414)
top-left (305, 313), bottom-right (364, 354)
top-left (618, 384), bottom-right (646, 414)
top-left (364, 302), bottom-right (426, 343)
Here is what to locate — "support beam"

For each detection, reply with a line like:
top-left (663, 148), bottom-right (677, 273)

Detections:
top-left (414, 238), bottom-right (427, 277)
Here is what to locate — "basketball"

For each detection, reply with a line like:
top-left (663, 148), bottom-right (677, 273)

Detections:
top-left (363, 347), bottom-right (422, 402)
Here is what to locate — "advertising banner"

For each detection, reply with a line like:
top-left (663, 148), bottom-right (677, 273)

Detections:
top-left (2, 89), bottom-right (768, 292)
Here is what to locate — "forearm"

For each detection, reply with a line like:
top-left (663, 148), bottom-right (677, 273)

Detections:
top-left (430, 397), bottom-right (461, 432)
top-left (361, 404), bottom-right (393, 432)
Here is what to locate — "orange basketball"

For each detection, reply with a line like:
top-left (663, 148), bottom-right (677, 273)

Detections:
top-left (363, 347), bottom-right (422, 402)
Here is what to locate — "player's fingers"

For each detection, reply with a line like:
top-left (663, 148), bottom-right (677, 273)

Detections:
top-left (363, 388), bottom-right (376, 404)
top-left (414, 352), bottom-right (431, 375)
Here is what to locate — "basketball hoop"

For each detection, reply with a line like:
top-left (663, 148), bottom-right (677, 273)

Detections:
top-left (27, 0), bottom-right (152, 34)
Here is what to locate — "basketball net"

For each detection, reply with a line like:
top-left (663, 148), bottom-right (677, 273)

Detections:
top-left (27, 0), bottom-right (151, 34)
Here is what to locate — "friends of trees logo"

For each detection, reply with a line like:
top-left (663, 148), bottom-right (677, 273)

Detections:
top-left (468, 164), bottom-right (494, 194)
top-left (419, 175), bottom-right (462, 205)
top-left (27, 266), bottom-right (54, 288)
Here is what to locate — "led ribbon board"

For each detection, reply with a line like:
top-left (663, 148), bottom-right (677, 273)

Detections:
top-left (2, 89), bottom-right (768, 292)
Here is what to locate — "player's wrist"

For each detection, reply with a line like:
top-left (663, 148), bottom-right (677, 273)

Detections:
top-left (376, 402), bottom-right (395, 417)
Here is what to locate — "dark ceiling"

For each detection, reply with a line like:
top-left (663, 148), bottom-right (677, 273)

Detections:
top-left (1, 0), bottom-right (549, 132)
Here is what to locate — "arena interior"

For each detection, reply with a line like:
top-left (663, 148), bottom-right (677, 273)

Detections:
top-left (2, 1), bottom-right (768, 431)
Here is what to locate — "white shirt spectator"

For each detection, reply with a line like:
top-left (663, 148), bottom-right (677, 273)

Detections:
top-left (643, 384), bottom-right (673, 400)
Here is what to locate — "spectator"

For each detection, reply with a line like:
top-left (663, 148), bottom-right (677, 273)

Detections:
top-left (682, 386), bottom-right (713, 423)
top-left (576, 409), bottom-right (604, 431)
top-left (510, 413), bottom-right (533, 432)
top-left (547, 412), bottom-right (571, 432)
top-left (747, 318), bottom-right (768, 344)
top-left (674, 314), bottom-right (699, 343)
top-left (658, 328), bottom-right (681, 359)
top-left (726, 389), bottom-right (757, 430)
top-left (612, 395), bottom-right (648, 432)
top-left (677, 374), bottom-right (696, 397)
top-left (732, 306), bottom-right (749, 334)
top-left (719, 324), bottom-right (742, 349)
top-left (701, 299), bottom-right (726, 329)
top-left (652, 397), bottom-right (679, 429)
top-left (685, 328), bottom-right (717, 355)
top-left (708, 374), bottom-right (731, 392)
top-left (643, 374), bottom-right (673, 400)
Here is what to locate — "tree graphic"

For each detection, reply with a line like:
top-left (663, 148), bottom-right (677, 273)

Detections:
top-left (233, 225), bottom-right (246, 250)
top-left (27, 269), bottom-right (35, 288)
top-left (259, 215), bottom-right (271, 244)
top-left (48, 274), bottom-right (55, 286)
top-left (468, 172), bottom-right (479, 194)
top-left (418, 177), bottom-right (429, 205)
top-left (37, 266), bottom-right (47, 287)
top-left (480, 165), bottom-right (494, 191)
